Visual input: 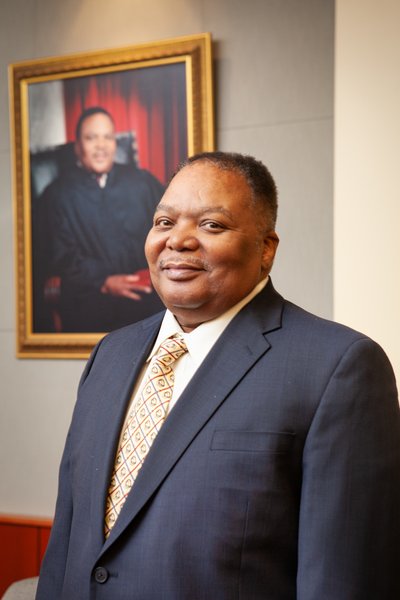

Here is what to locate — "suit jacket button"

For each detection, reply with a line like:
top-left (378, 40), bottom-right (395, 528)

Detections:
top-left (94, 566), bottom-right (109, 583)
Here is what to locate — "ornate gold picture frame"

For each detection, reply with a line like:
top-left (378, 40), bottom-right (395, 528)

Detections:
top-left (10, 33), bottom-right (214, 358)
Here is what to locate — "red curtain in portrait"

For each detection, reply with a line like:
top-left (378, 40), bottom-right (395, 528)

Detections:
top-left (62, 63), bottom-right (187, 184)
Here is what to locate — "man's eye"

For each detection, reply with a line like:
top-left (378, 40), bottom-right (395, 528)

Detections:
top-left (202, 221), bottom-right (225, 232)
top-left (155, 218), bottom-right (173, 228)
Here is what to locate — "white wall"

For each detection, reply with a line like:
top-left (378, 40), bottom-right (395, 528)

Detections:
top-left (29, 81), bottom-right (66, 150)
top-left (0, 0), bottom-right (333, 516)
top-left (335, 0), bottom-right (400, 379)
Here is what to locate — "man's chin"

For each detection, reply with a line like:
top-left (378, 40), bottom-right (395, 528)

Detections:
top-left (165, 297), bottom-right (205, 311)
top-left (158, 290), bottom-right (207, 315)
top-left (92, 161), bottom-right (113, 174)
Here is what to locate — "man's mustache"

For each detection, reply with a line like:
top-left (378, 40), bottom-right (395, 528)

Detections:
top-left (159, 257), bottom-right (209, 270)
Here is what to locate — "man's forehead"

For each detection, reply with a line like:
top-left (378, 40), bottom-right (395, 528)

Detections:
top-left (155, 201), bottom-right (235, 219)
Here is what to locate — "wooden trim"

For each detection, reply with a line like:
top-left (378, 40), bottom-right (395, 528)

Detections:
top-left (0, 514), bottom-right (53, 528)
top-left (0, 514), bottom-right (53, 597)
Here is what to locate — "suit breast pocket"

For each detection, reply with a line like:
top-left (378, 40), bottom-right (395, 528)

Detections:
top-left (205, 429), bottom-right (299, 562)
top-left (210, 430), bottom-right (295, 454)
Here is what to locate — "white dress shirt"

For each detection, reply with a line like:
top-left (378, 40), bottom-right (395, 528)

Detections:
top-left (124, 277), bottom-right (268, 418)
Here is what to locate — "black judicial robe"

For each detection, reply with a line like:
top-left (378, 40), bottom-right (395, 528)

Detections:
top-left (34, 163), bottom-right (164, 332)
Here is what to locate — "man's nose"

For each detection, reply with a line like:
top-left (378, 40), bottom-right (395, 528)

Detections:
top-left (166, 224), bottom-right (199, 251)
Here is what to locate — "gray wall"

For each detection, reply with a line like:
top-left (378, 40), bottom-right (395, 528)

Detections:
top-left (0, 0), bottom-right (333, 516)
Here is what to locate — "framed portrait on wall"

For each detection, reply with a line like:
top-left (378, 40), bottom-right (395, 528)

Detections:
top-left (9, 33), bottom-right (214, 358)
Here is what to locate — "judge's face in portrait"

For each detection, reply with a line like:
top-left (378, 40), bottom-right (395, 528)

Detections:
top-left (75, 112), bottom-right (117, 175)
top-left (145, 161), bottom-right (280, 332)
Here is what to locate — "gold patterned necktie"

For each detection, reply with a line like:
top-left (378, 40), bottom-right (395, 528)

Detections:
top-left (104, 333), bottom-right (188, 538)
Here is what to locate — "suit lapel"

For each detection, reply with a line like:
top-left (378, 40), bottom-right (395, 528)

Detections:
top-left (89, 313), bottom-right (164, 551)
top-left (99, 281), bottom-right (284, 555)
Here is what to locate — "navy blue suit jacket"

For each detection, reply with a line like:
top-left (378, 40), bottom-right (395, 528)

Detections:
top-left (37, 281), bottom-right (400, 599)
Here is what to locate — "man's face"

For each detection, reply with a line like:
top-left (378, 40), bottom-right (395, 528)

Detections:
top-left (75, 113), bottom-right (116, 174)
top-left (145, 162), bottom-right (279, 331)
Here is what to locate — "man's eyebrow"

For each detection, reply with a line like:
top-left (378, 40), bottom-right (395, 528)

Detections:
top-left (154, 203), bottom-right (234, 219)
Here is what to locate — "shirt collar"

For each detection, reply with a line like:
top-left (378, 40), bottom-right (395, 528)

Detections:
top-left (148, 277), bottom-right (268, 367)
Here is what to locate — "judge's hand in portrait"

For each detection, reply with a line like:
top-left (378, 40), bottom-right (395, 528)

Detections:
top-left (36, 152), bottom-right (400, 599)
top-left (32, 106), bottom-right (164, 333)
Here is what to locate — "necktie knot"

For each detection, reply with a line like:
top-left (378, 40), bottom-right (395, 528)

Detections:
top-left (155, 334), bottom-right (187, 367)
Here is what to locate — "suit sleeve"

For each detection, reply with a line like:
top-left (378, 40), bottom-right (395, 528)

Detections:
top-left (297, 337), bottom-right (400, 600)
top-left (35, 341), bottom-right (103, 599)
top-left (35, 431), bottom-right (73, 599)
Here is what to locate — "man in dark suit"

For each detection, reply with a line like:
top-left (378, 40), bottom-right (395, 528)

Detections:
top-left (36, 152), bottom-right (400, 599)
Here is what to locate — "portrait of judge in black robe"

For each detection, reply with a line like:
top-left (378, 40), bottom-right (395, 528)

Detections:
top-left (32, 106), bottom-right (165, 333)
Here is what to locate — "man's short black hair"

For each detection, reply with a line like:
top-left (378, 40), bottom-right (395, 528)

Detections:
top-left (178, 151), bottom-right (278, 229)
top-left (75, 106), bottom-right (115, 140)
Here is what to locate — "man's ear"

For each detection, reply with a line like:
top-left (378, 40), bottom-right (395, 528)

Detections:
top-left (262, 231), bottom-right (279, 273)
